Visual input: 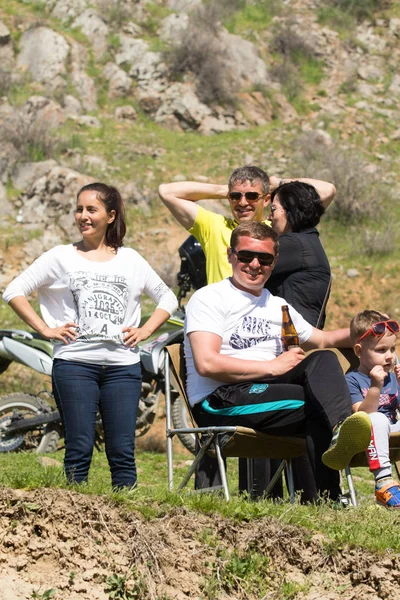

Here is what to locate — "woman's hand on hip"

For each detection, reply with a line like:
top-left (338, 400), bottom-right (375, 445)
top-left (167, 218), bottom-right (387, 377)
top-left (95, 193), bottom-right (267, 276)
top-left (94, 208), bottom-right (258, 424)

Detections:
top-left (122, 326), bottom-right (152, 347)
top-left (40, 322), bottom-right (78, 344)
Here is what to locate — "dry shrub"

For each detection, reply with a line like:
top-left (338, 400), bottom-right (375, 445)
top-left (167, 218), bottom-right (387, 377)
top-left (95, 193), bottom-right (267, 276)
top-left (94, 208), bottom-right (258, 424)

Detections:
top-left (270, 58), bottom-right (303, 101)
top-left (95, 0), bottom-right (134, 27)
top-left (294, 131), bottom-right (387, 224)
top-left (357, 225), bottom-right (397, 257)
top-left (164, 2), bottom-right (243, 106)
top-left (270, 20), bottom-right (317, 98)
top-left (0, 70), bottom-right (12, 96)
top-left (271, 20), bottom-right (316, 62)
top-left (0, 112), bottom-right (59, 162)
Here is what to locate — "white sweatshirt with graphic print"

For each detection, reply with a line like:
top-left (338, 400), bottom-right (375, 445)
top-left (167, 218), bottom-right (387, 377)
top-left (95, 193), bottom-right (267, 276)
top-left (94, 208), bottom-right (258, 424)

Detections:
top-left (3, 245), bottom-right (178, 365)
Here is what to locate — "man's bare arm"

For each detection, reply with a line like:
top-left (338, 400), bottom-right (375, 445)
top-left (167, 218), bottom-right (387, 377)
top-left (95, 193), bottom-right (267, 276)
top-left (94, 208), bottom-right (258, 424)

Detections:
top-left (158, 182), bottom-right (228, 230)
top-left (302, 327), bottom-right (351, 352)
top-left (189, 331), bottom-right (306, 381)
top-left (269, 176), bottom-right (336, 209)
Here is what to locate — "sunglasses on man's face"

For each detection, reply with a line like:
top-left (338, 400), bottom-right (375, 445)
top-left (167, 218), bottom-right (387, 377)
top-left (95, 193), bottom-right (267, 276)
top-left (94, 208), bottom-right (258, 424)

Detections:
top-left (357, 320), bottom-right (400, 343)
top-left (228, 191), bottom-right (263, 202)
top-left (231, 248), bottom-right (276, 266)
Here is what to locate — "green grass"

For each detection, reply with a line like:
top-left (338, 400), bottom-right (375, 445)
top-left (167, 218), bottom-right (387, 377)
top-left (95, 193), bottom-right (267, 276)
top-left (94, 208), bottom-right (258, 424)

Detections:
top-left (298, 56), bottom-right (325, 86)
top-left (225, 0), bottom-right (281, 35)
top-left (0, 447), bottom-right (398, 554)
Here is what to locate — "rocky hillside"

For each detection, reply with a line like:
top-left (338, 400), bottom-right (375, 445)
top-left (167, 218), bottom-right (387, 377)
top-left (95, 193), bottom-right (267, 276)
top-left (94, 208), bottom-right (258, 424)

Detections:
top-left (0, 0), bottom-right (399, 326)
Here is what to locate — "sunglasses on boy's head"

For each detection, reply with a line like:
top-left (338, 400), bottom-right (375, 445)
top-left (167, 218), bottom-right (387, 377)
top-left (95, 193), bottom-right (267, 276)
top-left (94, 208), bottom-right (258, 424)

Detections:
top-left (357, 320), bottom-right (400, 343)
top-left (228, 191), bottom-right (263, 202)
top-left (230, 248), bottom-right (275, 266)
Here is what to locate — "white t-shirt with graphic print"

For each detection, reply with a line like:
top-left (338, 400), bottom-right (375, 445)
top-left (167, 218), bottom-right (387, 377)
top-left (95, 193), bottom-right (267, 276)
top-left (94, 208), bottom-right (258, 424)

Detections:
top-left (3, 245), bottom-right (178, 365)
top-left (184, 278), bottom-right (313, 405)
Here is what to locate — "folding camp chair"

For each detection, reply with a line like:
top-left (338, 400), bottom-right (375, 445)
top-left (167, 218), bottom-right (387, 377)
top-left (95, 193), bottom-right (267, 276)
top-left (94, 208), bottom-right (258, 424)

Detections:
top-left (164, 343), bottom-right (306, 502)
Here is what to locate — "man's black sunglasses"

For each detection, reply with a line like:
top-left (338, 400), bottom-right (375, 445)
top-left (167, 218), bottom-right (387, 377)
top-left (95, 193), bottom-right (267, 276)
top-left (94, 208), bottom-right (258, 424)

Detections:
top-left (231, 248), bottom-right (276, 266)
top-left (228, 191), bottom-right (263, 202)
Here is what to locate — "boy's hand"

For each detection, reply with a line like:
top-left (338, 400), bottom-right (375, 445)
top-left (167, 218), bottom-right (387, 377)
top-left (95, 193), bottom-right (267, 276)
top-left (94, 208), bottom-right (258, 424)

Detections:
top-left (394, 364), bottom-right (400, 384)
top-left (369, 365), bottom-right (386, 389)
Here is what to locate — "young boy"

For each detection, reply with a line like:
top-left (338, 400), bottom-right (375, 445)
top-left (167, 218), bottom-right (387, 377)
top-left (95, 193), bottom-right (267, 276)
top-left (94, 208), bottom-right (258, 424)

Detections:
top-left (346, 310), bottom-right (400, 509)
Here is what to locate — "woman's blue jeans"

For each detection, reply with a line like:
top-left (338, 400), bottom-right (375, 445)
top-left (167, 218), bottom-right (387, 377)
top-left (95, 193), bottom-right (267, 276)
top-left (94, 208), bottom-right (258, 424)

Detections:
top-left (52, 359), bottom-right (142, 489)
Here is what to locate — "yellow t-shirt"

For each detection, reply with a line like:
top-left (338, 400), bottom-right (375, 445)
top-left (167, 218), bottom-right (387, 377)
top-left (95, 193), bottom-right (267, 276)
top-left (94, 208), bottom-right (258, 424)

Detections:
top-left (189, 206), bottom-right (270, 284)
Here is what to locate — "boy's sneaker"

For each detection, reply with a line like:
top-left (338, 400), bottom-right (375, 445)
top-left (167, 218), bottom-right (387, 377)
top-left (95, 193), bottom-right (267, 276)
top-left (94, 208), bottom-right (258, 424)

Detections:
top-left (322, 412), bottom-right (371, 471)
top-left (375, 479), bottom-right (400, 509)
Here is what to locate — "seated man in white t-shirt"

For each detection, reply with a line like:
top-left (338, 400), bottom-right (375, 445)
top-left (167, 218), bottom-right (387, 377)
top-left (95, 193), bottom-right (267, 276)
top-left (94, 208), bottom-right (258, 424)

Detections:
top-left (184, 221), bottom-right (372, 501)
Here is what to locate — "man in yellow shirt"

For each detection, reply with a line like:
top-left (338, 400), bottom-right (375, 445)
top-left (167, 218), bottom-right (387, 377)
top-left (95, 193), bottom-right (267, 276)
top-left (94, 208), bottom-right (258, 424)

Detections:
top-left (159, 165), bottom-right (336, 285)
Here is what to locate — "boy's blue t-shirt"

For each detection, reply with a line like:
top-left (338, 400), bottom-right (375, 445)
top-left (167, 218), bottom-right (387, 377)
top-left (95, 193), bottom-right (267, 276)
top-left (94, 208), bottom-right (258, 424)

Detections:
top-left (345, 370), bottom-right (400, 424)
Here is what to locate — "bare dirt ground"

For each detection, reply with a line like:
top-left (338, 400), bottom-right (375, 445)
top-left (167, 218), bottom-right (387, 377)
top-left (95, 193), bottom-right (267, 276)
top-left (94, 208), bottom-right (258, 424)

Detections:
top-left (1, 487), bottom-right (400, 600)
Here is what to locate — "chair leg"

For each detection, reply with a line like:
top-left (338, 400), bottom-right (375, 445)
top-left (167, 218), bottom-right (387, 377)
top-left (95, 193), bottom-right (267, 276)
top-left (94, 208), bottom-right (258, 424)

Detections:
top-left (177, 435), bottom-right (215, 491)
top-left (164, 350), bottom-right (174, 492)
top-left (167, 435), bottom-right (174, 492)
top-left (215, 437), bottom-right (230, 501)
top-left (344, 466), bottom-right (357, 507)
top-left (263, 460), bottom-right (286, 498)
top-left (394, 461), bottom-right (400, 480)
top-left (285, 459), bottom-right (295, 503)
top-left (246, 458), bottom-right (254, 499)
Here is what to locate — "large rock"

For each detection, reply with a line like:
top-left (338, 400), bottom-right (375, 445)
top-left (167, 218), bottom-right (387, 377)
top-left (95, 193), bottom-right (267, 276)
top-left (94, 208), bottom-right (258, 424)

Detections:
top-left (63, 94), bottom-right (83, 117)
top-left (103, 63), bottom-right (132, 98)
top-left (16, 166), bottom-right (93, 236)
top-left (237, 92), bottom-right (274, 127)
top-left (72, 9), bottom-right (109, 59)
top-left (219, 29), bottom-right (269, 88)
top-left (21, 96), bottom-right (66, 129)
top-left (155, 83), bottom-right (211, 130)
top-left (356, 26), bottom-right (387, 53)
top-left (69, 41), bottom-right (98, 111)
top-left (115, 35), bottom-right (148, 67)
top-left (120, 181), bottom-right (151, 215)
top-left (71, 68), bottom-right (97, 111)
top-left (159, 13), bottom-right (189, 43)
top-left (17, 27), bottom-right (69, 88)
top-left (12, 160), bottom-right (58, 191)
top-left (129, 51), bottom-right (168, 92)
top-left (0, 181), bottom-right (12, 215)
top-left (0, 20), bottom-right (11, 45)
top-left (199, 115), bottom-right (242, 135)
top-left (45, 0), bottom-right (88, 22)
top-left (389, 74), bottom-right (400, 97)
top-left (115, 106), bottom-right (137, 121)
top-left (167, 0), bottom-right (201, 12)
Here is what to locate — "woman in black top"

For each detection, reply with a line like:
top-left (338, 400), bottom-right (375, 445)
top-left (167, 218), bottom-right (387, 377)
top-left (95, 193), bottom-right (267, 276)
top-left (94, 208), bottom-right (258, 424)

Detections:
top-left (262, 181), bottom-right (332, 503)
top-left (266, 181), bottom-right (331, 328)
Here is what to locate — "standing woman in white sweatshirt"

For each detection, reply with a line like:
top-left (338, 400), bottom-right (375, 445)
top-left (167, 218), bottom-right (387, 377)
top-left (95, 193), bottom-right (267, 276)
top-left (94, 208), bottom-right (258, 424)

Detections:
top-left (3, 182), bottom-right (178, 489)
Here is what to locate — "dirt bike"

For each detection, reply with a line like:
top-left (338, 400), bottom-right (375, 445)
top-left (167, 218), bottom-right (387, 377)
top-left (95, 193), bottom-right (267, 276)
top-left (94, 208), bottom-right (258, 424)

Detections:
top-left (0, 235), bottom-right (206, 456)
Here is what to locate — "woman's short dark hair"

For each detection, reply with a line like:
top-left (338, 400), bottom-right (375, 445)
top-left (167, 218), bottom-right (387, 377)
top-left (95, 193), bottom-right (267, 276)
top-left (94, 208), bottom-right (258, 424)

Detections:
top-left (271, 181), bottom-right (325, 232)
top-left (77, 182), bottom-right (126, 248)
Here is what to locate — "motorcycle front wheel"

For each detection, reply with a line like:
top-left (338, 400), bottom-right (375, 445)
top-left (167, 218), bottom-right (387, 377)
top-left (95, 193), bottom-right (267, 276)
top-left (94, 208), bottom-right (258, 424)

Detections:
top-left (0, 393), bottom-right (60, 454)
top-left (171, 394), bottom-right (196, 455)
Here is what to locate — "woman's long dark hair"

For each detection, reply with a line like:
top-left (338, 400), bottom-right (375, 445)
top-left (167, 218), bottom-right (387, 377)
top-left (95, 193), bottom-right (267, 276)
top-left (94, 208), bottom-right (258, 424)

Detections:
top-left (271, 181), bottom-right (325, 232)
top-left (77, 183), bottom-right (126, 248)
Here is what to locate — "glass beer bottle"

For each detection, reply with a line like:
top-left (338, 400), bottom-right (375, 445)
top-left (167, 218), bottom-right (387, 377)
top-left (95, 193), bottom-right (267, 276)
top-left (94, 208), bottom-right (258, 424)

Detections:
top-left (281, 305), bottom-right (300, 351)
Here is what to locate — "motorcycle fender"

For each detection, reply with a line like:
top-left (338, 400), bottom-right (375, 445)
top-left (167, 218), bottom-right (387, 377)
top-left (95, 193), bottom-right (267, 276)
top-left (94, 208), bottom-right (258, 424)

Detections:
top-left (2, 337), bottom-right (53, 376)
top-left (140, 328), bottom-right (184, 375)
